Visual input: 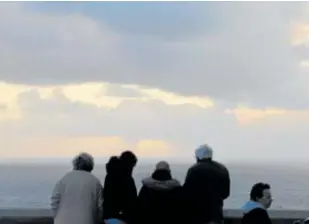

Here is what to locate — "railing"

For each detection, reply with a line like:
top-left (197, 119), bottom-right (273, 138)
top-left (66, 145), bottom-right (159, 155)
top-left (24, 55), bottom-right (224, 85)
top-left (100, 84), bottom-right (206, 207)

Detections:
top-left (0, 209), bottom-right (308, 224)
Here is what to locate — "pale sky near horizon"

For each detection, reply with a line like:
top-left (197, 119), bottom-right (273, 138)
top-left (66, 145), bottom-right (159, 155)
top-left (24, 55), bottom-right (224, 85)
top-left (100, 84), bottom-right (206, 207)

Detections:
top-left (1, 2), bottom-right (309, 163)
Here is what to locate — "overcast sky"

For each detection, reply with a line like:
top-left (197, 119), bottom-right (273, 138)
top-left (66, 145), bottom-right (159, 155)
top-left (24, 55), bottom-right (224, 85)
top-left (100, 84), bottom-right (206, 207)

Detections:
top-left (1, 2), bottom-right (309, 163)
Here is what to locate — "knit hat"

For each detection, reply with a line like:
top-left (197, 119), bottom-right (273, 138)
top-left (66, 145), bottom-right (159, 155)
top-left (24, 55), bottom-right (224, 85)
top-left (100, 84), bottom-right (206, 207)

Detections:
top-left (195, 144), bottom-right (213, 160)
top-left (155, 161), bottom-right (170, 171)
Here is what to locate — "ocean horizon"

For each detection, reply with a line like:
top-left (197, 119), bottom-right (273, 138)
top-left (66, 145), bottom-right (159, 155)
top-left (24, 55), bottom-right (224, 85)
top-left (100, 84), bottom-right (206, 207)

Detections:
top-left (1, 162), bottom-right (309, 210)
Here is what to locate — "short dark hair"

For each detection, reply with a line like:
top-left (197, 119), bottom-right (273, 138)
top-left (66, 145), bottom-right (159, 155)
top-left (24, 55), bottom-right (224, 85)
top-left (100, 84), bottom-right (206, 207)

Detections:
top-left (250, 182), bottom-right (270, 201)
top-left (120, 151), bottom-right (137, 166)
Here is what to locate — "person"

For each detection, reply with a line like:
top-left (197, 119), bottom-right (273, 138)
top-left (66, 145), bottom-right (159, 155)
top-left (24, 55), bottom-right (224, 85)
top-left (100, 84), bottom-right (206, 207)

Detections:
top-left (103, 151), bottom-right (138, 224)
top-left (183, 144), bottom-right (230, 224)
top-left (241, 182), bottom-right (273, 224)
top-left (51, 152), bottom-right (103, 224)
top-left (137, 161), bottom-right (182, 224)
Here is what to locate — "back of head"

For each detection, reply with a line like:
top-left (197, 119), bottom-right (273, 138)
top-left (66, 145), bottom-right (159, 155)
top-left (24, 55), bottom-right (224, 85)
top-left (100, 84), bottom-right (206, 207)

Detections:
top-left (152, 161), bottom-right (172, 181)
top-left (155, 161), bottom-right (170, 172)
top-left (250, 182), bottom-right (270, 201)
top-left (119, 151), bottom-right (137, 174)
top-left (106, 156), bottom-right (121, 175)
top-left (195, 144), bottom-right (213, 162)
top-left (72, 152), bottom-right (94, 172)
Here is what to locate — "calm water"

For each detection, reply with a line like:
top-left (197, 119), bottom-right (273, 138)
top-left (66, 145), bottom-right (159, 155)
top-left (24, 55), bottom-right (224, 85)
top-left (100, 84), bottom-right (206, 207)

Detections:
top-left (0, 163), bottom-right (309, 210)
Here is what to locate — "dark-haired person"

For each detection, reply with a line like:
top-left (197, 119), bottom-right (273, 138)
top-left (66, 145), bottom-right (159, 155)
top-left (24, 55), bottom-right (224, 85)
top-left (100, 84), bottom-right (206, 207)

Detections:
top-left (51, 152), bottom-right (103, 224)
top-left (137, 161), bottom-right (182, 224)
top-left (103, 151), bottom-right (138, 224)
top-left (183, 144), bottom-right (230, 224)
top-left (241, 182), bottom-right (273, 224)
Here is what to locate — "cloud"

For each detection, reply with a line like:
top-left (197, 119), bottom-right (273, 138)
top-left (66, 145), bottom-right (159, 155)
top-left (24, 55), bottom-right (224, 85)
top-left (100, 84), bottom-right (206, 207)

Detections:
top-left (103, 83), bottom-right (142, 98)
top-left (1, 2), bottom-right (309, 163)
top-left (0, 2), bottom-right (309, 109)
top-left (1, 87), bottom-right (309, 162)
top-left (1, 136), bottom-right (175, 159)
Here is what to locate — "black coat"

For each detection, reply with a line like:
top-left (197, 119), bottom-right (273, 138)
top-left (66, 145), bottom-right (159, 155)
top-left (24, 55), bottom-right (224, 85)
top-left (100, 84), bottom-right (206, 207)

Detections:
top-left (137, 170), bottom-right (183, 224)
top-left (183, 159), bottom-right (230, 223)
top-left (103, 157), bottom-right (138, 224)
top-left (241, 208), bottom-right (272, 224)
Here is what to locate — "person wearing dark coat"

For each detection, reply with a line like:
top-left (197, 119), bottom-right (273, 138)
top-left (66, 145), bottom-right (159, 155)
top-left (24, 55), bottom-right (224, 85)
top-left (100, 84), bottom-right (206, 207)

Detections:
top-left (241, 182), bottom-right (273, 224)
top-left (137, 161), bottom-right (182, 224)
top-left (183, 144), bottom-right (230, 224)
top-left (103, 151), bottom-right (138, 224)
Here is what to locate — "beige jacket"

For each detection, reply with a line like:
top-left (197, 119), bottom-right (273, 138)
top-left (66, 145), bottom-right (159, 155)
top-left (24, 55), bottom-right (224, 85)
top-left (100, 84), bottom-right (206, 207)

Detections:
top-left (51, 170), bottom-right (103, 224)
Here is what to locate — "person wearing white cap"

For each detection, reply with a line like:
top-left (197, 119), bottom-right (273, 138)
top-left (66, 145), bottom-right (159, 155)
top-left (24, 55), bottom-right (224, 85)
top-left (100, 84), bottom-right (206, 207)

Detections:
top-left (183, 144), bottom-right (230, 224)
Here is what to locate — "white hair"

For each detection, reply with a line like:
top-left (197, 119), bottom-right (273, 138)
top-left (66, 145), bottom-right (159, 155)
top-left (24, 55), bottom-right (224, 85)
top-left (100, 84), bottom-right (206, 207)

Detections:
top-left (72, 152), bottom-right (94, 172)
top-left (195, 144), bottom-right (213, 160)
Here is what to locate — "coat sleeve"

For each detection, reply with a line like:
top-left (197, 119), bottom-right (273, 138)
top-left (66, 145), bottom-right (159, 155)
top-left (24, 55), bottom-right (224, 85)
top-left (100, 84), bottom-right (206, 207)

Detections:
top-left (122, 178), bottom-right (138, 224)
top-left (221, 166), bottom-right (230, 200)
top-left (50, 180), bottom-right (62, 217)
top-left (96, 181), bottom-right (104, 221)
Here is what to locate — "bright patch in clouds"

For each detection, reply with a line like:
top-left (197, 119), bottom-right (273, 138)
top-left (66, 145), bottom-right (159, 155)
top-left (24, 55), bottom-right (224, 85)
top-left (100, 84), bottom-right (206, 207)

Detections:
top-left (1, 2), bottom-right (309, 162)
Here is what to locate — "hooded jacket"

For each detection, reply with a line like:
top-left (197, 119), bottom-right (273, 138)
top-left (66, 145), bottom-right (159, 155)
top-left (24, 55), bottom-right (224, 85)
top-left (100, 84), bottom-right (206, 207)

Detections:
top-left (137, 169), bottom-right (183, 224)
top-left (241, 201), bottom-right (272, 224)
top-left (103, 156), bottom-right (137, 224)
top-left (182, 159), bottom-right (230, 223)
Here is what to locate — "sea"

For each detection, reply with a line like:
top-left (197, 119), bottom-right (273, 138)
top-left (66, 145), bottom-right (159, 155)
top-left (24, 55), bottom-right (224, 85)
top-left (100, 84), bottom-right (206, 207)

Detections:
top-left (0, 162), bottom-right (309, 210)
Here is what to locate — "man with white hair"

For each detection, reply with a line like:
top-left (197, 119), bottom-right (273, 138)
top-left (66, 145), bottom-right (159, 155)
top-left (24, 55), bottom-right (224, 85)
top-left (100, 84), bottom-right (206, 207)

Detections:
top-left (51, 152), bottom-right (103, 224)
top-left (183, 144), bottom-right (230, 224)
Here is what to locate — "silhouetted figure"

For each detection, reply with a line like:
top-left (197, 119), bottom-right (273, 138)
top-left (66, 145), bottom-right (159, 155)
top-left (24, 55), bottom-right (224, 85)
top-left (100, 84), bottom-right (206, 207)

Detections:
top-left (137, 161), bottom-right (182, 224)
top-left (103, 151), bottom-right (138, 224)
top-left (51, 152), bottom-right (103, 224)
top-left (183, 144), bottom-right (230, 224)
top-left (241, 182), bottom-right (273, 224)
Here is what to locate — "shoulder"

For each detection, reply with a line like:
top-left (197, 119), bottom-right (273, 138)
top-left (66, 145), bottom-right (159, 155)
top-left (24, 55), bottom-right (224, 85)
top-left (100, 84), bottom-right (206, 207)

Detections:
top-left (77, 171), bottom-right (102, 185)
top-left (212, 160), bottom-right (228, 171)
top-left (246, 208), bottom-right (270, 219)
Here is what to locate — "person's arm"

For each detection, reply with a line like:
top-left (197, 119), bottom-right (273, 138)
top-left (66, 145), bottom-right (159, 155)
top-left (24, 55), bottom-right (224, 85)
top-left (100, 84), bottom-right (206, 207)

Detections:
top-left (122, 177), bottom-right (138, 224)
top-left (96, 181), bottom-right (104, 221)
top-left (50, 180), bottom-right (62, 217)
top-left (221, 166), bottom-right (230, 200)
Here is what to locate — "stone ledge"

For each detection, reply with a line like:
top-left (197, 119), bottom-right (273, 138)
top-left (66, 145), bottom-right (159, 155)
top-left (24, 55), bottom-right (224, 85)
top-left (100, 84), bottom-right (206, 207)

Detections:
top-left (0, 209), bottom-right (307, 224)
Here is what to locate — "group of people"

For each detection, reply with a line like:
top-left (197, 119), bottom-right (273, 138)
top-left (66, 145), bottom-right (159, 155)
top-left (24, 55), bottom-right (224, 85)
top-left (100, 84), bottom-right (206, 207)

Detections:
top-left (50, 144), bottom-right (273, 224)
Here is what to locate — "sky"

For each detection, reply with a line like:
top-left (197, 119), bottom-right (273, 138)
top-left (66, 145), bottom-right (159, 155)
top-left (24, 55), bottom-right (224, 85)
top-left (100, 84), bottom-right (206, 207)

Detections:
top-left (1, 2), bottom-right (309, 163)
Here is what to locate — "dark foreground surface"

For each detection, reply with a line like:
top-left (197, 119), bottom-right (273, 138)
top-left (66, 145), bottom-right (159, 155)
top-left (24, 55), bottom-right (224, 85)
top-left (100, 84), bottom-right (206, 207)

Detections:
top-left (0, 209), bottom-right (308, 224)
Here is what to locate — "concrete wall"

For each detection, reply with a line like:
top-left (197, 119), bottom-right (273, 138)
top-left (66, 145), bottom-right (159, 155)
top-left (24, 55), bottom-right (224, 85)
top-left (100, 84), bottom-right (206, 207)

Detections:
top-left (0, 209), bottom-right (308, 224)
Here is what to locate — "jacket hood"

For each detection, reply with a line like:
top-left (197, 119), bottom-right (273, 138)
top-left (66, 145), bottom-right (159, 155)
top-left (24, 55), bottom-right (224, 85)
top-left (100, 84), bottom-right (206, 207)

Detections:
top-left (242, 200), bottom-right (265, 214)
top-left (106, 156), bottom-right (121, 175)
top-left (142, 170), bottom-right (180, 190)
top-left (142, 177), bottom-right (181, 190)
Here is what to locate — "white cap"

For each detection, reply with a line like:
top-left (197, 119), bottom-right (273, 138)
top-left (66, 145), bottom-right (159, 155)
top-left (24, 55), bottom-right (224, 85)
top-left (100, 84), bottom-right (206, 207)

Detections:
top-left (195, 144), bottom-right (213, 160)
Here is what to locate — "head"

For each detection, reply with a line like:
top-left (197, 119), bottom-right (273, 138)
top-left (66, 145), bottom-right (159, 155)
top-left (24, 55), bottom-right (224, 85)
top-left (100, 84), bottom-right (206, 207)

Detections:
top-left (250, 182), bottom-right (273, 209)
top-left (152, 161), bottom-right (172, 180)
top-left (155, 161), bottom-right (170, 172)
top-left (72, 152), bottom-right (94, 172)
top-left (119, 151), bottom-right (137, 174)
top-left (195, 144), bottom-right (213, 162)
top-left (106, 156), bottom-right (121, 174)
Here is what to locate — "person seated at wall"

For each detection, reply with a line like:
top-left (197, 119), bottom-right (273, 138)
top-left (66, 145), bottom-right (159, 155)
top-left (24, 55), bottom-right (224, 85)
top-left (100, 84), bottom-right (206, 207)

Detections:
top-left (51, 152), bottom-right (103, 224)
top-left (241, 182), bottom-right (273, 224)
top-left (103, 151), bottom-right (138, 224)
top-left (136, 161), bottom-right (183, 224)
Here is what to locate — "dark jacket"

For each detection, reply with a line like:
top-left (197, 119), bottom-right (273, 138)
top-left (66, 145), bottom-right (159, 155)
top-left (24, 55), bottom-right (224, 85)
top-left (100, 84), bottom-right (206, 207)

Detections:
top-left (137, 170), bottom-right (183, 224)
top-left (103, 157), bottom-right (138, 224)
top-left (183, 159), bottom-right (230, 223)
top-left (241, 201), bottom-right (272, 224)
